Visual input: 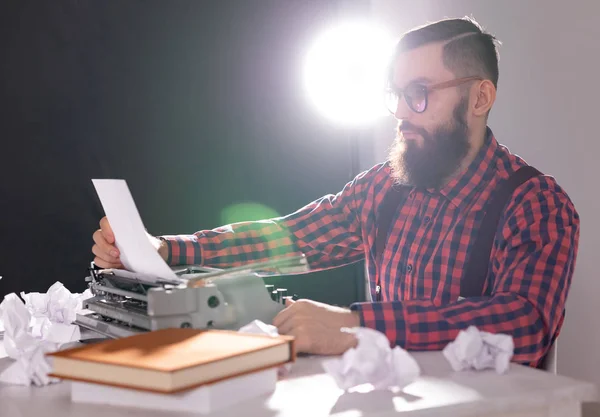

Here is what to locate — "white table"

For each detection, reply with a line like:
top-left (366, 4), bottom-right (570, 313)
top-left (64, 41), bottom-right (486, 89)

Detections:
top-left (1, 351), bottom-right (597, 417)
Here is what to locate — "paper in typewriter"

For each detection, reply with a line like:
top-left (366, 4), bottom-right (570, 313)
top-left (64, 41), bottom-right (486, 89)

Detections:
top-left (92, 179), bottom-right (180, 283)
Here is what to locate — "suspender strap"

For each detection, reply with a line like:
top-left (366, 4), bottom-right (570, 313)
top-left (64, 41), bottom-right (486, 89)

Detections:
top-left (374, 185), bottom-right (410, 301)
top-left (461, 165), bottom-right (542, 297)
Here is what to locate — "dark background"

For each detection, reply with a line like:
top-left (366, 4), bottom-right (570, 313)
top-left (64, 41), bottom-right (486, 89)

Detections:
top-left (0, 0), bottom-right (370, 305)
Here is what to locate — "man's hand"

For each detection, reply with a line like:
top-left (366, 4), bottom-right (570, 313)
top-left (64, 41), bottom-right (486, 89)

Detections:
top-left (92, 217), bottom-right (123, 269)
top-left (92, 216), bottom-right (167, 269)
top-left (272, 298), bottom-right (361, 355)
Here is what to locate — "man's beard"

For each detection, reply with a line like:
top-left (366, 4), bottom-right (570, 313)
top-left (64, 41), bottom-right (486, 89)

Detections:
top-left (388, 96), bottom-right (470, 189)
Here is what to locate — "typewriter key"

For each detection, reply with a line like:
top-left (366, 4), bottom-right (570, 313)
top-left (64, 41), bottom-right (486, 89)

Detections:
top-left (276, 288), bottom-right (287, 303)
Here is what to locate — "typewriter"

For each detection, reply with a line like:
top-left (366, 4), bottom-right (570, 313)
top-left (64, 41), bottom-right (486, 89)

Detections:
top-left (75, 255), bottom-right (308, 339)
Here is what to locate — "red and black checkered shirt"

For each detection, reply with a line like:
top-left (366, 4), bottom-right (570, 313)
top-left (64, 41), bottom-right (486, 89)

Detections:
top-left (162, 128), bottom-right (579, 367)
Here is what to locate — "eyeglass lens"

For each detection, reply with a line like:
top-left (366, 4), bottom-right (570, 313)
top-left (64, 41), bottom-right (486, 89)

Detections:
top-left (385, 84), bottom-right (428, 114)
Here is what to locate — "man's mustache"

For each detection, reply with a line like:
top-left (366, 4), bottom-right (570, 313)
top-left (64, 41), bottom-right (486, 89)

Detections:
top-left (397, 121), bottom-right (428, 137)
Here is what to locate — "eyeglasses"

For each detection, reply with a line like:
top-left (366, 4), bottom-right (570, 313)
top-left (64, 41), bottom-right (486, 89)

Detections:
top-left (384, 76), bottom-right (483, 114)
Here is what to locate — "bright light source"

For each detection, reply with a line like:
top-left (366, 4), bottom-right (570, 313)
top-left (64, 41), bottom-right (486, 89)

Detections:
top-left (303, 22), bottom-right (395, 126)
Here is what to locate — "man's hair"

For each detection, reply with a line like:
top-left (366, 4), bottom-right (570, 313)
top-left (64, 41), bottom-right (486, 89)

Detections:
top-left (389, 16), bottom-right (501, 88)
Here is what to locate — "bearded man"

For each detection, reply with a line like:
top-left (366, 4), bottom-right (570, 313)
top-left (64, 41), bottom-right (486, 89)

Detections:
top-left (92, 17), bottom-right (579, 369)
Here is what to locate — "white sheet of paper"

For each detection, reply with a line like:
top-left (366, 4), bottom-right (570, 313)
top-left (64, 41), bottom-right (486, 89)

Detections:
top-left (92, 179), bottom-right (179, 283)
top-left (71, 368), bottom-right (277, 414)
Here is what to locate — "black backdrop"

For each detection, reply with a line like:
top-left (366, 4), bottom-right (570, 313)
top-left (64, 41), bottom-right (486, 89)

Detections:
top-left (0, 0), bottom-right (369, 305)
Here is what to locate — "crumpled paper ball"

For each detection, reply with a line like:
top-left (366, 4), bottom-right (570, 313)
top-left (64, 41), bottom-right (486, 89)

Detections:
top-left (0, 282), bottom-right (92, 386)
top-left (321, 327), bottom-right (420, 391)
top-left (442, 325), bottom-right (514, 374)
top-left (19, 281), bottom-right (92, 343)
top-left (20, 281), bottom-right (89, 324)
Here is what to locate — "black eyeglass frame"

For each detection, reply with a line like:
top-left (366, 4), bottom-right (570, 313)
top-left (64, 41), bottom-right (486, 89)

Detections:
top-left (384, 76), bottom-right (483, 114)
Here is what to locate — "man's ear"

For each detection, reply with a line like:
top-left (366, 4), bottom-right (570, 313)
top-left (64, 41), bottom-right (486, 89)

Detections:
top-left (472, 79), bottom-right (496, 116)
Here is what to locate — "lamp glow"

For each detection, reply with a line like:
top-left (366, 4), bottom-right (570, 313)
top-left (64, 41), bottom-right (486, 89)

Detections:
top-left (303, 22), bottom-right (395, 126)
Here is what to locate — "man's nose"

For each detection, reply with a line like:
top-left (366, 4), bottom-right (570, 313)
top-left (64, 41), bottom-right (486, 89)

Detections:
top-left (393, 96), bottom-right (412, 120)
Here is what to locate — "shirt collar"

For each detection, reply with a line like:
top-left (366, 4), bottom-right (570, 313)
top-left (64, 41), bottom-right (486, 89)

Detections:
top-left (433, 126), bottom-right (499, 209)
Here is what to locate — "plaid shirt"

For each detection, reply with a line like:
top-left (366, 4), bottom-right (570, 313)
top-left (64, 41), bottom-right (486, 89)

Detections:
top-left (162, 128), bottom-right (579, 367)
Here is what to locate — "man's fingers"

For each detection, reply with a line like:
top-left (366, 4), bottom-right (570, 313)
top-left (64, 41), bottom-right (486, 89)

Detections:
top-left (93, 256), bottom-right (123, 270)
top-left (272, 303), bottom-right (294, 328)
top-left (274, 298), bottom-right (298, 330)
top-left (273, 299), bottom-right (305, 328)
top-left (99, 216), bottom-right (115, 244)
top-left (93, 229), bottom-right (120, 257)
top-left (276, 315), bottom-right (297, 335)
top-left (92, 241), bottom-right (120, 265)
top-left (273, 299), bottom-right (316, 331)
top-left (92, 216), bottom-right (122, 269)
top-left (274, 310), bottom-right (310, 336)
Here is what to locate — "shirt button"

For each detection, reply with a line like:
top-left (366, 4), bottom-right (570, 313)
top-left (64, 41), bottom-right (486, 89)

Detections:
top-left (423, 216), bottom-right (431, 224)
top-left (406, 264), bottom-right (413, 273)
